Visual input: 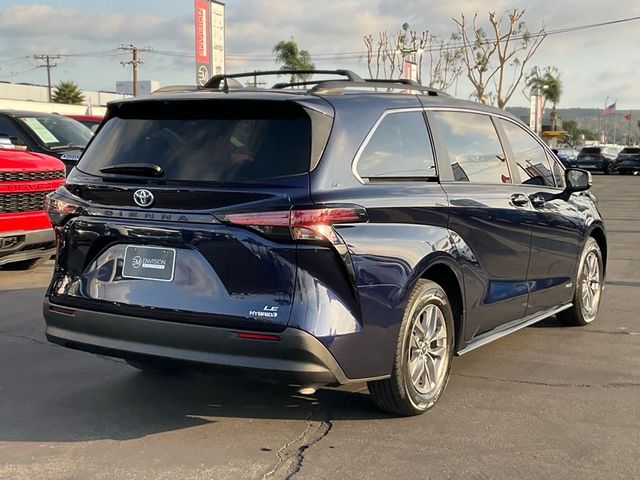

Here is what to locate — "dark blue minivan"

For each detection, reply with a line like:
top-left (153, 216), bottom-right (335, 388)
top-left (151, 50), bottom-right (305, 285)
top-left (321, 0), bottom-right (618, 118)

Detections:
top-left (43, 71), bottom-right (606, 415)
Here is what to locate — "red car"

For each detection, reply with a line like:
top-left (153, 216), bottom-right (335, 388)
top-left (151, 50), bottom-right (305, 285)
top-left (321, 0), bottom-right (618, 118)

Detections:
top-left (65, 114), bottom-right (103, 132)
top-left (0, 149), bottom-right (65, 269)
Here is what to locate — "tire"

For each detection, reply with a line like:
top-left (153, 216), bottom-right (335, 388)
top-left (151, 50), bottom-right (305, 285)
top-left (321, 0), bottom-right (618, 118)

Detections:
top-left (126, 357), bottom-right (183, 375)
top-left (3, 256), bottom-right (48, 270)
top-left (557, 237), bottom-right (603, 326)
top-left (604, 162), bottom-right (615, 175)
top-left (368, 279), bottom-right (455, 416)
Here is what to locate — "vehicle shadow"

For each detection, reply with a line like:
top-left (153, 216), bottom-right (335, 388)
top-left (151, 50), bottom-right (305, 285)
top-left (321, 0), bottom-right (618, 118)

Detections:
top-left (529, 314), bottom-right (565, 328)
top-left (0, 361), bottom-right (390, 444)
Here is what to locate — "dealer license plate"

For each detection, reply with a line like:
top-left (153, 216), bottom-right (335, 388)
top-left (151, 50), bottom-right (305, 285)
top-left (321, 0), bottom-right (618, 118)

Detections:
top-left (122, 246), bottom-right (176, 282)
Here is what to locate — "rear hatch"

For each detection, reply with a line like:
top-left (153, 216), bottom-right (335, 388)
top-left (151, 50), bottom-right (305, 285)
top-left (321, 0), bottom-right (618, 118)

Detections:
top-left (617, 147), bottom-right (640, 166)
top-left (577, 147), bottom-right (604, 166)
top-left (46, 97), bottom-right (334, 331)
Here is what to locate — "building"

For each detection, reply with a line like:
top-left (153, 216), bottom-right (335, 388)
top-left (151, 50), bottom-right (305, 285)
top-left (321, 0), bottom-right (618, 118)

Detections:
top-left (0, 81), bottom-right (132, 115)
top-left (116, 80), bottom-right (160, 97)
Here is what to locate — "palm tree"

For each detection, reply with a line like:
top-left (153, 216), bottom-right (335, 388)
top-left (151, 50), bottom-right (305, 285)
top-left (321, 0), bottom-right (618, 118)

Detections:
top-left (527, 67), bottom-right (562, 130)
top-left (273, 38), bottom-right (315, 84)
top-left (52, 81), bottom-right (85, 105)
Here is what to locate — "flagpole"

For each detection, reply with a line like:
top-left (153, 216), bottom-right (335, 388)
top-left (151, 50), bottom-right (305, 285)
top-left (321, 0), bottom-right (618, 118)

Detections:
top-left (629, 111), bottom-right (632, 145)
top-left (613, 99), bottom-right (617, 145)
top-left (601, 96), bottom-right (609, 144)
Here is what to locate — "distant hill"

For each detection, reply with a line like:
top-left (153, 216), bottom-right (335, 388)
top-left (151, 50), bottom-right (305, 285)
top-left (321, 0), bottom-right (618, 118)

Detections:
top-left (507, 107), bottom-right (640, 143)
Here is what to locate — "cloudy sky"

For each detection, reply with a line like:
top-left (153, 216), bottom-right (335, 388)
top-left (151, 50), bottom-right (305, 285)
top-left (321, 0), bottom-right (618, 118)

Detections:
top-left (0, 0), bottom-right (638, 108)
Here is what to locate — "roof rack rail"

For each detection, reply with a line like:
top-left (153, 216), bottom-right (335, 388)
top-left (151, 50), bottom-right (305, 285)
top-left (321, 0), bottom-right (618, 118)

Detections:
top-left (204, 69), bottom-right (363, 91)
top-left (199, 69), bottom-right (449, 97)
top-left (308, 79), bottom-right (449, 96)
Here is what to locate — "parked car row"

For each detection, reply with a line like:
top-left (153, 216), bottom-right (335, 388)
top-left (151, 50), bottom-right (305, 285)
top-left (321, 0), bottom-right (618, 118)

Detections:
top-left (553, 145), bottom-right (640, 175)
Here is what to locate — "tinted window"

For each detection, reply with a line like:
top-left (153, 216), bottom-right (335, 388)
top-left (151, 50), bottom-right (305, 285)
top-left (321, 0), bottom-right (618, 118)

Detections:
top-left (433, 111), bottom-right (510, 183)
top-left (620, 148), bottom-right (640, 154)
top-left (581, 147), bottom-right (601, 155)
top-left (500, 119), bottom-right (555, 187)
top-left (0, 117), bottom-right (23, 141)
top-left (78, 114), bottom-right (311, 183)
top-left (357, 111), bottom-right (435, 179)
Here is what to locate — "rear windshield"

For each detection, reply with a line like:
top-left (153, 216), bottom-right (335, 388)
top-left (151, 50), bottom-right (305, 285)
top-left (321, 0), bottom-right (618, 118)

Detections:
top-left (620, 148), bottom-right (640, 154)
top-left (581, 147), bottom-right (600, 154)
top-left (77, 103), bottom-right (311, 183)
top-left (18, 115), bottom-right (92, 150)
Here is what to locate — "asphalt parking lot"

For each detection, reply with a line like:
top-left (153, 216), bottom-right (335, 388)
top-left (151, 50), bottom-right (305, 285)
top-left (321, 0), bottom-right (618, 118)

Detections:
top-left (0, 175), bottom-right (638, 480)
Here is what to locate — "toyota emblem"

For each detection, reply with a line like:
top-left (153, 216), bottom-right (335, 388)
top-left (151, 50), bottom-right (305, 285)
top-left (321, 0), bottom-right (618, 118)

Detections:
top-left (133, 189), bottom-right (154, 208)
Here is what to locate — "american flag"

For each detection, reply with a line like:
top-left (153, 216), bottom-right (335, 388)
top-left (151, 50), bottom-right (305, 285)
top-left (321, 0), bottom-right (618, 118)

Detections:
top-left (603, 102), bottom-right (616, 116)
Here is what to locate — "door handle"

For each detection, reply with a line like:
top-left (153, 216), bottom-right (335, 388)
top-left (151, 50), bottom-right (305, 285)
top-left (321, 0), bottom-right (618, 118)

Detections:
top-left (510, 193), bottom-right (529, 207)
top-left (530, 195), bottom-right (546, 207)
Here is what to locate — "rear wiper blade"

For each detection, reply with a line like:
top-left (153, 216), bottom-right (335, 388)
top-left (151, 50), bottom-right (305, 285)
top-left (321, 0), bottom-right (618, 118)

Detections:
top-left (99, 163), bottom-right (164, 177)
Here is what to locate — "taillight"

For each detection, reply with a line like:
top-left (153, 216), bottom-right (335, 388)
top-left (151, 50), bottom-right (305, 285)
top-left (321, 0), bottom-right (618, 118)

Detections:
top-left (217, 206), bottom-right (367, 244)
top-left (45, 189), bottom-right (83, 226)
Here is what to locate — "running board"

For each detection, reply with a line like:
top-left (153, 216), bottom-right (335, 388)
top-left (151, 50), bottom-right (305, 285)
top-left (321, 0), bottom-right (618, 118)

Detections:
top-left (457, 303), bottom-right (573, 355)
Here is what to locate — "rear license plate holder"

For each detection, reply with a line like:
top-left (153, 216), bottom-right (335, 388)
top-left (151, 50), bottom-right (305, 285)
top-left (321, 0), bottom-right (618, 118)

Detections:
top-left (122, 245), bottom-right (176, 282)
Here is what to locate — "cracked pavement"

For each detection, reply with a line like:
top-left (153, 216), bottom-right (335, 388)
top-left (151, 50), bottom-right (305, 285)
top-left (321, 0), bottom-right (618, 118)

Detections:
top-left (1, 175), bottom-right (639, 479)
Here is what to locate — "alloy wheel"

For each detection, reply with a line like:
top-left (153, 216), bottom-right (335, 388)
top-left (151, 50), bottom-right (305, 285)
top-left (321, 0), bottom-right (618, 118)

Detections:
top-left (407, 303), bottom-right (449, 395)
top-left (580, 250), bottom-right (602, 322)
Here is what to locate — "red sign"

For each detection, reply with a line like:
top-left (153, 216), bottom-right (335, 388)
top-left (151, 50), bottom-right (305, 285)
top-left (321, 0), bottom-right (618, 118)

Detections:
top-left (194, 0), bottom-right (210, 64)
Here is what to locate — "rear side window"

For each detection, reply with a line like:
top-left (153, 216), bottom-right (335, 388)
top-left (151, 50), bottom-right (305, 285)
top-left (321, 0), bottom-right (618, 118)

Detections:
top-left (500, 119), bottom-right (556, 187)
top-left (621, 148), bottom-right (640, 154)
top-left (0, 117), bottom-right (23, 141)
top-left (432, 111), bottom-right (510, 183)
top-left (356, 111), bottom-right (435, 180)
top-left (78, 105), bottom-right (311, 183)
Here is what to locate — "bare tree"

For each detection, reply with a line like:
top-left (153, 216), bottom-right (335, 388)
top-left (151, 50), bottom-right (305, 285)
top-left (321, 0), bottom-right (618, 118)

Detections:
top-left (424, 34), bottom-right (464, 92)
top-left (453, 9), bottom-right (546, 108)
top-left (364, 24), bottom-right (425, 81)
top-left (364, 24), bottom-right (463, 93)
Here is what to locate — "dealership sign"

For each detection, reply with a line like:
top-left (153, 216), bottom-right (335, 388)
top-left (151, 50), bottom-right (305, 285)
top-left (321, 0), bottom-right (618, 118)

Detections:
top-left (194, 0), bottom-right (225, 86)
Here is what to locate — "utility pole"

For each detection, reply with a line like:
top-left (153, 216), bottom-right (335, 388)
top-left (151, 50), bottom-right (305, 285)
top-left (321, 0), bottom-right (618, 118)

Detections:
top-left (33, 54), bottom-right (61, 102)
top-left (118, 44), bottom-right (151, 96)
top-left (245, 71), bottom-right (267, 89)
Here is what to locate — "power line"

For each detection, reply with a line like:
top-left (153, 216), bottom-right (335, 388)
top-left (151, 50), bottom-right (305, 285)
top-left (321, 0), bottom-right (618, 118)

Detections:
top-left (2, 14), bottom-right (638, 78)
top-left (0, 66), bottom-right (40, 80)
top-left (147, 14), bottom-right (640, 62)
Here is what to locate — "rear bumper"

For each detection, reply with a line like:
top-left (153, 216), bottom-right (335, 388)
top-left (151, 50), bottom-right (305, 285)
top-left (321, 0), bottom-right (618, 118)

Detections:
top-left (573, 162), bottom-right (605, 170)
top-left (615, 164), bottom-right (640, 172)
top-left (0, 228), bottom-right (55, 265)
top-left (43, 299), bottom-right (352, 386)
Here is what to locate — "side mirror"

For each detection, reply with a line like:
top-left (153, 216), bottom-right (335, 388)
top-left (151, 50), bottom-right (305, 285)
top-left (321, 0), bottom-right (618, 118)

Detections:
top-left (0, 134), bottom-right (27, 151)
top-left (0, 134), bottom-right (14, 149)
top-left (564, 168), bottom-right (591, 194)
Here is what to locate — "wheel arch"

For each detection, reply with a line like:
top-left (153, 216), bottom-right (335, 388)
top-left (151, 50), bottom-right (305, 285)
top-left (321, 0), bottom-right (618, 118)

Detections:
top-left (413, 255), bottom-right (465, 353)
top-left (587, 225), bottom-right (607, 273)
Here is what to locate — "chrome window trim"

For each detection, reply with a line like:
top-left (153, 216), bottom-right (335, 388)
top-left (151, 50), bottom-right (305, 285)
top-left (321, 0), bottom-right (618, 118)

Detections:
top-left (426, 107), bottom-right (514, 185)
top-left (421, 106), bottom-right (560, 163)
top-left (351, 107), bottom-right (434, 185)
